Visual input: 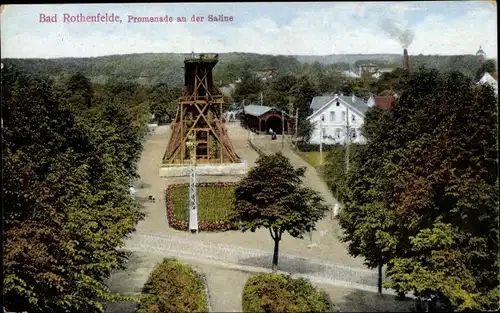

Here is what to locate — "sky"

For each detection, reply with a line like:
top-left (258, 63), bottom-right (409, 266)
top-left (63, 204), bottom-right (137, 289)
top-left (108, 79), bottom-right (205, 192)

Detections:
top-left (1, 2), bottom-right (497, 59)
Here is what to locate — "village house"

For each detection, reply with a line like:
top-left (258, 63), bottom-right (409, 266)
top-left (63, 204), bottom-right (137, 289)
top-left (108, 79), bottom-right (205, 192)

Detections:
top-left (342, 70), bottom-right (360, 79)
top-left (307, 94), bottom-right (371, 145)
top-left (366, 90), bottom-right (397, 110)
top-left (478, 72), bottom-right (498, 94)
top-left (357, 63), bottom-right (378, 76)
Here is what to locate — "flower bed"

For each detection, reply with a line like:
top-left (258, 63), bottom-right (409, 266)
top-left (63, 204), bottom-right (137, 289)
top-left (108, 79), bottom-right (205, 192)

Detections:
top-left (166, 182), bottom-right (238, 232)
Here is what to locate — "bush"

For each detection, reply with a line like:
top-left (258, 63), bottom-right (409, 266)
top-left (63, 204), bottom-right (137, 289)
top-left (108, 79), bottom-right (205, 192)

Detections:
top-left (242, 273), bottom-right (337, 313)
top-left (296, 142), bottom-right (338, 152)
top-left (166, 182), bottom-right (239, 231)
top-left (323, 143), bottom-right (364, 202)
top-left (137, 258), bottom-right (209, 313)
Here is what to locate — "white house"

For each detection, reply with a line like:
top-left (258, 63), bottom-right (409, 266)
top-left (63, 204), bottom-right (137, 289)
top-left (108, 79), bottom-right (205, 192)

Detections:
top-left (342, 70), bottom-right (360, 78)
top-left (307, 94), bottom-right (371, 145)
top-left (478, 72), bottom-right (498, 94)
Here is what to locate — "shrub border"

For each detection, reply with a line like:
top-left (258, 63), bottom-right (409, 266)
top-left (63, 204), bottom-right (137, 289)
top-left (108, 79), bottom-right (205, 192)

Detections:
top-left (165, 182), bottom-right (239, 232)
top-left (241, 273), bottom-right (339, 313)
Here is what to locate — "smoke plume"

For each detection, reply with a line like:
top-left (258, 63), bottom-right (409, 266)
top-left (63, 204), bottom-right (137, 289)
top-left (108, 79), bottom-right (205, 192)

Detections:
top-left (379, 18), bottom-right (414, 49)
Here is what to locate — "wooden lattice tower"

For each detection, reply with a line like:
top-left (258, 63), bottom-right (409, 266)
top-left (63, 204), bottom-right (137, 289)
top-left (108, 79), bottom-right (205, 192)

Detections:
top-left (163, 53), bottom-right (240, 164)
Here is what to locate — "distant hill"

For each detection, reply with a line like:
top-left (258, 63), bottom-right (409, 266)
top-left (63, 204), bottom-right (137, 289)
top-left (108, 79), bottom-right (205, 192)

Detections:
top-left (293, 54), bottom-right (402, 65)
top-left (2, 52), bottom-right (493, 89)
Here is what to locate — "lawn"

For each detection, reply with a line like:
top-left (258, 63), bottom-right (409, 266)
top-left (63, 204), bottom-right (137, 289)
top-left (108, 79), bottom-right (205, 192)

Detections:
top-left (300, 151), bottom-right (328, 167)
top-left (166, 182), bottom-right (237, 231)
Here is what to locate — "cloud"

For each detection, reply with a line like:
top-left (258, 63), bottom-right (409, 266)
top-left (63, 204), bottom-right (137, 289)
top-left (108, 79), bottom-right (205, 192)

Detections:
top-left (410, 6), bottom-right (497, 56)
top-left (0, 3), bottom-right (497, 58)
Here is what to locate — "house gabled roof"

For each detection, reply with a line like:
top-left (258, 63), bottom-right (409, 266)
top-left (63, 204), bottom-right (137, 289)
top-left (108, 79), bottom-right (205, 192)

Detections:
top-left (243, 104), bottom-right (291, 118)
top-left (307, 94), bottom-right (370, 120)
top-left (243, 104), bottom-right (273, 117)
top-left (479, 72), bottom-right (499, 86)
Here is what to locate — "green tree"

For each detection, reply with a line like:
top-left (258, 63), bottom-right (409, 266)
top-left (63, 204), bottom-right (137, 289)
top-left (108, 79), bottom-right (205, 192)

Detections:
top-left (339, 68), bottom-right (499, 310)
top-left (291, 76), bottom-right (318, 121)
top-left (66, 72), bottom-right (94, 110)
top-left (263, 74), bottom-right (298, 111)
top-left (148, 83), bottom-right (180, 124)
top-left (340, 77), bottom-right (376, 100)
top-left (475, 59), bottom-right (497, 81)
top-left (374, 68), bottom-right (408, 94)
top-left (3, 68), bottom-right (145, 312)
top-left (232, 71), bottom-right (263, 103)
top-left (233, 152), bottom-right (329, 272)
top-left (382, 70), bottom-right (498, 311)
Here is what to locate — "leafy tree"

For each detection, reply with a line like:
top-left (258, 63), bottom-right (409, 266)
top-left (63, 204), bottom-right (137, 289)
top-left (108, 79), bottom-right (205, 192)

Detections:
top-left (475, 59), bottom-right (497, 81)
top-left (383, 70), bottom-right (498, 311)
top-left (263, 74), bottom-right (298, 111)
top-left (339, 68), bottom-right (499, 310)
top-left (148, 83), bottom-right (181, 124)
top-left (234, 152), bottom-right (329, 272)
top-left (291, 76), bottom-right (318, 121)
top-left (66, 72), bottom-right (94, 110)
top-left (232, 71), bottom-right (263, 103)
top-left (373, 68), bottom-right (408, 94)
top-left (317, 69), bottom-right (344, 94)
top-left (330, 62), bottom-right (351, 71)
top-left (297, 119), bottom-right (314, 143)
top-left (340, 77), bottom-right (376, 100)
top-left (3, 67), bottom-right (145, 312)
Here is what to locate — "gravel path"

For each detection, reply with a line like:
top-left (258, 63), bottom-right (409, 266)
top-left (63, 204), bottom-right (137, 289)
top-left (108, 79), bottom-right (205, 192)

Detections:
top-left (106, 122), bottom-right (398, 312)
top-left (124, 232), bottom-right (386, 291)
top-left (133, 123), bottom-right (364, 268)
top-left (105, 249), bottom-right (413, 313)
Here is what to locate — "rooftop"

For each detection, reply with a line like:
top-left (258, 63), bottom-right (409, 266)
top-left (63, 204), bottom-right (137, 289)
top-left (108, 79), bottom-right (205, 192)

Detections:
top-left (310, 94), bottom-right (371, 116)
top-left (476, 46), bottom-right (486, 55)
top-left (374, 95), bottom-right (396, 110)
top-left (243, 104), bottom-right (290, 118)
top-left (184, 53), bottom-right (219, 63)
top-left (243, 104), bottom-right (274, 117)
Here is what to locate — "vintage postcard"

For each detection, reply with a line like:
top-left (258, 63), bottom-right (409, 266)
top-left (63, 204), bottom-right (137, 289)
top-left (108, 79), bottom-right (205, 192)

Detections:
top-left (1, 2), bottom-right (498, 313)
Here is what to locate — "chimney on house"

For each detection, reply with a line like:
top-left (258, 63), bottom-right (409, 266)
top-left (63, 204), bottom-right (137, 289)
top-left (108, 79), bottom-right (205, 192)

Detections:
top-left (351, 94), bottom-right (356, 103)
top-left (403, 49), bottom-right (409, 72)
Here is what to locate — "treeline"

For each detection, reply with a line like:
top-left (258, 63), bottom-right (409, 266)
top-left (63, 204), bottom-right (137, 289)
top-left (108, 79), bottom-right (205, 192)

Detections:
top-left (2, 65), bottom-right (152, 312)
top-left (323, 68), bottom-right (499, 311)
top-left (3, 52), bottom-right (492, 89)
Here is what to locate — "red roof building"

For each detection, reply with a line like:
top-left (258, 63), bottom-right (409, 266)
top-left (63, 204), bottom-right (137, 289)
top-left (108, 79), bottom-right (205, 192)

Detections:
top-left (374, 95), bottom-right (396, 110)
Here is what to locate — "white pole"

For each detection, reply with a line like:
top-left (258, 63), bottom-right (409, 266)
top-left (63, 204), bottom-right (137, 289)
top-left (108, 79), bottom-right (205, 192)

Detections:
top-left (345, 107), bottom-right (350, 172)
top-left (295, 108), bottom-right (299, 147)
top-left (319, 119), bottom-right (323, 165)
top-left (281, 110), bottom-right (285, 149)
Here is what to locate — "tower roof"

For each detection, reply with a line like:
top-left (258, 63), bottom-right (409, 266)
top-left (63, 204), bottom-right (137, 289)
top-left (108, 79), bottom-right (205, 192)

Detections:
top-left (476, 46), bottom-right (486, 55)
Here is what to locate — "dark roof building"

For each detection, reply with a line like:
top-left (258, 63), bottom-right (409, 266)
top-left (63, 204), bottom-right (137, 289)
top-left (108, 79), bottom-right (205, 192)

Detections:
top-left (242, 104), bottom-right (292, 134)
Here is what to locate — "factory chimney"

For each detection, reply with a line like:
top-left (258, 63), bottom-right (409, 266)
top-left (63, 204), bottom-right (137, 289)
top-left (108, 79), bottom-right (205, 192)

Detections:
top-left (403, 49), bottom-right (409, 72)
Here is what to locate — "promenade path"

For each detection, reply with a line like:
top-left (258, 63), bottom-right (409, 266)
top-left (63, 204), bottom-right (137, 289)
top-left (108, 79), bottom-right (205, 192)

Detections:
top-left (105, 123), bottom-right (411, 312)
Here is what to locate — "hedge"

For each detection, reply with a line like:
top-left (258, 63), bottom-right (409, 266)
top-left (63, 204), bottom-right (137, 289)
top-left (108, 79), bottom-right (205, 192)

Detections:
top-left (166, 182), bottom-right (239, 232)
top-left (242, 273), bottom-right (338, 313)
top-left (296, 142), bottom-right (339, 152)
top-left (137, 258), bottom-right (209, 313)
